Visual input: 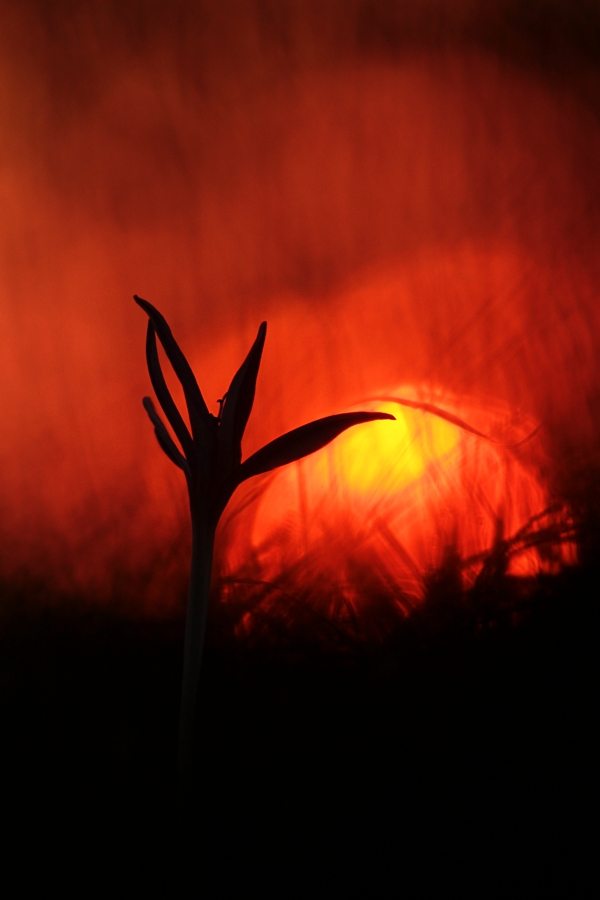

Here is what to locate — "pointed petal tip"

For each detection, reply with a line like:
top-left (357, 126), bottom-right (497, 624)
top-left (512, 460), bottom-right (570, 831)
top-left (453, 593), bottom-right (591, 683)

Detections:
top-left (134, 296), bottom-right (164, 329)
top-left (356, 411), bottom-right (396, 421)
top-left (134, 294), bottom-right (152, 315)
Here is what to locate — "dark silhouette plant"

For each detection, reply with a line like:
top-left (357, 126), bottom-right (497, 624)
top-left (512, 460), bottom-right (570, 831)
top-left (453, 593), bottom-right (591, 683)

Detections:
top-left (134, 295), bottom-right (395, 788)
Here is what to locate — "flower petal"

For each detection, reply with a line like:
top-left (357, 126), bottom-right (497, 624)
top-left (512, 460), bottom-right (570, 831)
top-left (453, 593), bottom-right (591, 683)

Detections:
top-left (143, 397), bottom-right (191, 477)
top-left (237, 411), bottom-right (395, 482)
top-left (218, 322), bottom-right (267, 474)
top-left (134, 295), bottom-right (213, 452)
top-left (145, 322), bottom-right (194, 460)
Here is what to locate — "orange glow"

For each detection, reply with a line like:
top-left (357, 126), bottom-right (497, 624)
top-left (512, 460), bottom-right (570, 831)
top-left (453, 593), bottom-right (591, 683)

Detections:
top-left (0, 4), bottom-right (597, 619)
top-left (215, 388), bottom-right (575, 633)
top-left (316, 401), bottom-right (460, 494)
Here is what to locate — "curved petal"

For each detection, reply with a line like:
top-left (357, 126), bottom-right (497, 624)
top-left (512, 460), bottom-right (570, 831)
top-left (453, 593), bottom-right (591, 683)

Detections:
top-left (237, 411), bottom-right (395, 482)
top-left (145, 323), bottom-right (194, 460)
top-left (142, 397), bottom-right (191, 478)
top-left (134, 295), bottom-right (214, 453)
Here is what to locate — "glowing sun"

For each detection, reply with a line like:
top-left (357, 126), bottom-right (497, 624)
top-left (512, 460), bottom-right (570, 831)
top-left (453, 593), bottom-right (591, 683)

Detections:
top-left (216, 387), bottom-right (575, 634)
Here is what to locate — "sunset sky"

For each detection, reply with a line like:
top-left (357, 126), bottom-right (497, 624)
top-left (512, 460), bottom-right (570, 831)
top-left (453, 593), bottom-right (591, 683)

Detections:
top-left (2, 1), bottom-right (599, 614)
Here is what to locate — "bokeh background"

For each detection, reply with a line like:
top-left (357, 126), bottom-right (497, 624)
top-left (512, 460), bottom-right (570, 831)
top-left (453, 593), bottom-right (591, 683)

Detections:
top-left (2, 0), bottom-right (600, 616)
top-left (1, 2), bottom-right (599, 888)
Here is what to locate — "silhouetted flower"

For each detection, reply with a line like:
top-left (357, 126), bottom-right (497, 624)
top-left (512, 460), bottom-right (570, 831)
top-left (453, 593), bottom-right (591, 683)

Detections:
top-left (134, 294), bottom-right (394, 789)
top-left (135, 295), bottom-right (394, 528)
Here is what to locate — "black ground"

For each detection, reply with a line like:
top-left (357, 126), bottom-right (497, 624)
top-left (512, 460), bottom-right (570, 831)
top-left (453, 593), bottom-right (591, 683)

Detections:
top-left (1, 555), bottom-right (597, 892)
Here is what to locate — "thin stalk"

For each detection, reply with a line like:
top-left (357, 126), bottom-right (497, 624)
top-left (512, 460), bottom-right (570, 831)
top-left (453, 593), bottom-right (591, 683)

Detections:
top-left (178, 514), bottom-right (216, 793)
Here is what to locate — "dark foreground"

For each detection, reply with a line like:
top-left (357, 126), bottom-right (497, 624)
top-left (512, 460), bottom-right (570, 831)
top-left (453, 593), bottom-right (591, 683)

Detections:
top-left (1, 561), bottom-right (597, 892)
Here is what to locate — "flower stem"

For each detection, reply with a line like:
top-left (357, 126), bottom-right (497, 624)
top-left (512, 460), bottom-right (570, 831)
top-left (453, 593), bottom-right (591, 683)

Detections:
top-left (178, 514), bottom-right (216, 795)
